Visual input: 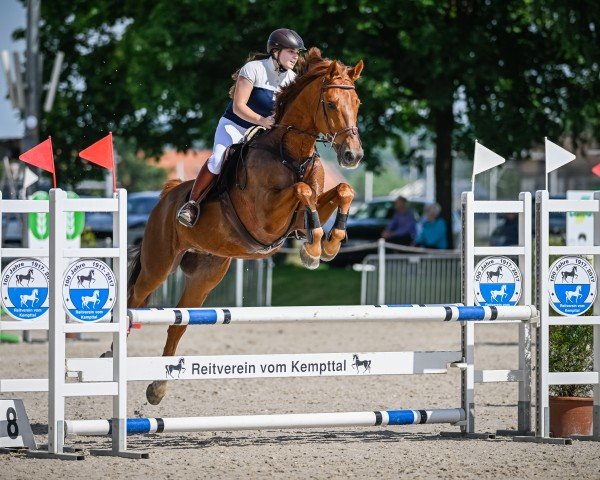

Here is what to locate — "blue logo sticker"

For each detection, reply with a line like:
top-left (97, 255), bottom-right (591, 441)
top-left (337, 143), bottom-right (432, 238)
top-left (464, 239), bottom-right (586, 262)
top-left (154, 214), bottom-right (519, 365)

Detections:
top-left (548, 256), bottom-right (596, 316)
top-left (62, 259), bottom-right (116, 323)
top-left (1, 258), bottom-right (50, 321)
top-left (474, 256), bottom-right (522, 306)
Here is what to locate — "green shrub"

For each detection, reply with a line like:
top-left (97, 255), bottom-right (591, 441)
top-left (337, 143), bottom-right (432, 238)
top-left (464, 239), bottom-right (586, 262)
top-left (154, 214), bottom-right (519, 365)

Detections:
top-left (549, 325), bottom-right (593, 397)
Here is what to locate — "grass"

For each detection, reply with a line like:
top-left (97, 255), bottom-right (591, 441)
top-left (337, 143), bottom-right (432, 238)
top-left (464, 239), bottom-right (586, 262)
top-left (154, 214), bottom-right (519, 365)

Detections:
top-left (271, 264), bottom-right (362, 306)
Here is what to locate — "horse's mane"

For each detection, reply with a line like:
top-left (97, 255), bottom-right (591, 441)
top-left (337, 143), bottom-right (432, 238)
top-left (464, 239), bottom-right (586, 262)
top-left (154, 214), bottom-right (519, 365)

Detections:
top-left (273, 47), bottom-right (349, 124)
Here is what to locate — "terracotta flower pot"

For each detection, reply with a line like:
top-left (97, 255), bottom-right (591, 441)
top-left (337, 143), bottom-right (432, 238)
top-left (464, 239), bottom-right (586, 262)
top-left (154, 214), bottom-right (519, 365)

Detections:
top-left (549, 396), bottom-right (593, 438)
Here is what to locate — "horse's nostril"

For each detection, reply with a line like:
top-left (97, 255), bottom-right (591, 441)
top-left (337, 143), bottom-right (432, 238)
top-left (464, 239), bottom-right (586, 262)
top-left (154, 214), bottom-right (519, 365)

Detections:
top-left (344, 150), bottom-right (355, 162)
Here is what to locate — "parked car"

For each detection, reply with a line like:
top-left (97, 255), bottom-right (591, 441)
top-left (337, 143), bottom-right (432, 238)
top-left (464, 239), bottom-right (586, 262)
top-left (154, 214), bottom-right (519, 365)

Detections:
top-left (127, 191), bottom-right (161, 245)
top-left (327, 196), bottom-right (460, 267)
top-left (84, 191), bottom-right (160, 245)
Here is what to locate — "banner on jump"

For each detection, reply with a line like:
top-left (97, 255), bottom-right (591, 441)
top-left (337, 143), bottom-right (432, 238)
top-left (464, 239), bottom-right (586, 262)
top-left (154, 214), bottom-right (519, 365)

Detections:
top-left (67, 351), bottom-right (462, 382)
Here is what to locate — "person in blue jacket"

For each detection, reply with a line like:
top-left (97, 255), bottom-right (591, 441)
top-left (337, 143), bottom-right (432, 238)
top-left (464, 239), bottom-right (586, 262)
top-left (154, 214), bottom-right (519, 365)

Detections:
top-left (382, 196), bottom-right (417, 245)
top-left (415, 203), bottom-right (448, 249)
top-left (177, 28), bottom-right (305, 227)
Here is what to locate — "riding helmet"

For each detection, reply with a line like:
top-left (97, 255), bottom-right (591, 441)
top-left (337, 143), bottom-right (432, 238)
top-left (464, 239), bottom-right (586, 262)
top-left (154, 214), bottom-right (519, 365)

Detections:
top-left (267, 28), bottom-right (305, 53)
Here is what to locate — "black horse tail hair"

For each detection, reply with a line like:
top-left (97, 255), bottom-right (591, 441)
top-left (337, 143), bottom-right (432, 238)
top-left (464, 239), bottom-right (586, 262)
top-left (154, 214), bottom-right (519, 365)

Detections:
top-left (127, 244), bottom-right (143, 304)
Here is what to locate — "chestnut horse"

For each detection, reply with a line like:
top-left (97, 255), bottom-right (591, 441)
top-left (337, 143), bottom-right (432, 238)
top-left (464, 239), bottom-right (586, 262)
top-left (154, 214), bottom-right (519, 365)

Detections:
top-left (128, 48), bottom-right (364, 404)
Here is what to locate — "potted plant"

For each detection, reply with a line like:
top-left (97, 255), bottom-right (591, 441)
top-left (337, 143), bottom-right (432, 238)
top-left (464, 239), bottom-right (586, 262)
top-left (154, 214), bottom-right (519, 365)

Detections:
top-left (549, 324), bottom-right (594, 437)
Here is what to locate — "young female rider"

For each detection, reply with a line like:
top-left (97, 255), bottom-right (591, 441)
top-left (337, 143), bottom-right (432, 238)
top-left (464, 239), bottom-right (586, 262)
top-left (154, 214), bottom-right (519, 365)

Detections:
top-left (177, 28), bottom-right (306, 227)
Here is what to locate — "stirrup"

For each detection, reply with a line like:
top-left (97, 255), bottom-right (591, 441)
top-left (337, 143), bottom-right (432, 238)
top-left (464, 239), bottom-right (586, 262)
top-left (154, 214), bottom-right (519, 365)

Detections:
top-left (177, 201), bottom-right (200, 227)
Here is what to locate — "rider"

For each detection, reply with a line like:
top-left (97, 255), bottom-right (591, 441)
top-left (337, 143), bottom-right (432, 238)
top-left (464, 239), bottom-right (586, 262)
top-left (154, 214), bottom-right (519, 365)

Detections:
top-left (176, 28), bottom-right (306, 227)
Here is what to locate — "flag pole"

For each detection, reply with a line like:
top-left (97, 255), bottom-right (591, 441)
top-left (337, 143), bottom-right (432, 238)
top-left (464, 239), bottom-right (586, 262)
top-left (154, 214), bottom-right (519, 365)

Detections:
top-left (48, 136), bottom-right (57, 188)
top-left (544, 137), bottom-right (548, 191)
top-left (471, 140), bottom-right (478, 192)
top-left (109, 132), bottom-right (116, 193)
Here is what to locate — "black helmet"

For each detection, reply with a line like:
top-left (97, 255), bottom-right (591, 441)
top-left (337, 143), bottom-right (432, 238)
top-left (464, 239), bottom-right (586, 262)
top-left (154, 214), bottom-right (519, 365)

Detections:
top-left (267, 28), bottom-right (305, 54)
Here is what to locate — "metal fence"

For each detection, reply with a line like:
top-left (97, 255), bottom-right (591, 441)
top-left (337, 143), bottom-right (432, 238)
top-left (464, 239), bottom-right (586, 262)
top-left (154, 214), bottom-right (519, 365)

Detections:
top-left (148, 258), bottom-right (273, 307)
top-left (358, 241), bottom-right (461, 305)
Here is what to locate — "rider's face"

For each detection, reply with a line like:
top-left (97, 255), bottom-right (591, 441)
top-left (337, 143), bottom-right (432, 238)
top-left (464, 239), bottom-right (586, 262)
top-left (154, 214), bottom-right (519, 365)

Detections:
top-left (277, 48), bottom-right (300, 70)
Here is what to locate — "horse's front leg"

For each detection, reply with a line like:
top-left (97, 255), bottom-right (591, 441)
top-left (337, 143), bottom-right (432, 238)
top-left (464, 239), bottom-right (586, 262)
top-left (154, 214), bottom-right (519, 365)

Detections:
top-left (293, 183), bottom-right (324, 270)
top-left (316, 183), bottom-right (355, 262)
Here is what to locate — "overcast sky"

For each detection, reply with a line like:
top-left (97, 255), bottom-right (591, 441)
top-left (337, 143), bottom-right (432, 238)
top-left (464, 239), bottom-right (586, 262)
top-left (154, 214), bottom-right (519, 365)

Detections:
top-left (0, 0), bottom-right (26, 139)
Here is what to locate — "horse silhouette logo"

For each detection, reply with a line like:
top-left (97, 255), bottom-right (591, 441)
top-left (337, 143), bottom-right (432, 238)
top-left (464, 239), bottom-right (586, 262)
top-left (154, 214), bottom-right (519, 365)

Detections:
top-left (77, 269), bottom-right (95, 288)
top-left (564, 285), bottom-right (582, 303)
top-left (490, 284), bottom-right (508, 302)
top-left (165, 358), bottom-right (186, 378)
top-left (20, 289), bottom-right (39, 307)
top-left (561, 266), bottom-right (578, 283)
top-left (486, 266), bottom-right (503, 282)
top-left (81, 290), bottom-right (101, 309)
top-left (352, 354), bottom-right (371, 373)
top-left (16, 268), bottom-right (35, 286)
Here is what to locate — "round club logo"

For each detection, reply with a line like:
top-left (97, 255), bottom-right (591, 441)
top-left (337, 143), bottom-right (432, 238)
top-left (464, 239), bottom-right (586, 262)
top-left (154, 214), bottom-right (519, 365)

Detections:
top-left (1, 258), bottom-right (50, 321)
top-left (474, 256), bottom-right (522, 306)
top-left (548, 256), bottom-right (596, 316)
top-left (62, 259), bottom-right (116, 323)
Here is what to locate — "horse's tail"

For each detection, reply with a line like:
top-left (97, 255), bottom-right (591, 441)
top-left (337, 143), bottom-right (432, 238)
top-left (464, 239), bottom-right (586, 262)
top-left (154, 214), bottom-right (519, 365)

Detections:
top-left (127, 244), bottom-right (143, 305)
top-left (160, 179), bottom-right (183, 199)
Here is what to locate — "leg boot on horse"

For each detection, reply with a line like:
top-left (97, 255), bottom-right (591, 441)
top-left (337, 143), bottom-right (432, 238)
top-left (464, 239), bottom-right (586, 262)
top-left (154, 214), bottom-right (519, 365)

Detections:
top-left (176, 162), bottom-right (217, 227)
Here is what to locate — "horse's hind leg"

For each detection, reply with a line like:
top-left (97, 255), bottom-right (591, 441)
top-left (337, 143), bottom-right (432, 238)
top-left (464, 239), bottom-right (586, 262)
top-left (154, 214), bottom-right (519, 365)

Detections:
top-left (316, 183), bottom-right (354, 262)
top-left (146, 252), bottom-right (232, 405)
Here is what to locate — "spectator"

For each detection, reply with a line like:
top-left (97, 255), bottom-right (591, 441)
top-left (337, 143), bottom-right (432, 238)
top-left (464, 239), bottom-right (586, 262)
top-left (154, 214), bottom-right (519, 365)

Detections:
top-left (490, 212), bottom-right (519, 246)
top-left (415, 203), bottom-right (448, 249)
top-left (381, 196), bottom-right (417, 245)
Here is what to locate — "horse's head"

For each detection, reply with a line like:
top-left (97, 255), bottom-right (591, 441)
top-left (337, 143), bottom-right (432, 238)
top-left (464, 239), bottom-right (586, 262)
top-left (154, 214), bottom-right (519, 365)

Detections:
top-left (316, 59), bottom-right (364, 168)
top-left (275, 48), bottom-right (364, 169)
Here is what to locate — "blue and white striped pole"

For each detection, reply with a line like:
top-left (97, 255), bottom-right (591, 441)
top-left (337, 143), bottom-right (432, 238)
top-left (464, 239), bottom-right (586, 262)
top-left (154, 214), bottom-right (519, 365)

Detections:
top-left (127, 305), bottom-right (537, 326)
top-left (65, 408), bottom-right (465, 436)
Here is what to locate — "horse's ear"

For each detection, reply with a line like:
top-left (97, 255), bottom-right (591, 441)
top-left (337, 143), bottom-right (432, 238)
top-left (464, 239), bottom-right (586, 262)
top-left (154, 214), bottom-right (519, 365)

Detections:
top-left (348, 60), bottom-right (364, 81)
top-left (307, 47), bottom-right (322, 59)
top-left (327, 60), bottom-right (344, 79)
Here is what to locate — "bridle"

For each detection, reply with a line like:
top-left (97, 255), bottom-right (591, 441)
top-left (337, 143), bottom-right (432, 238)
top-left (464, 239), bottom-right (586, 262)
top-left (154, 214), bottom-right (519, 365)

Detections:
top-left (318, 80), bottom-right (360, 149)
top-left (273, 76), bottom-right (361, 150)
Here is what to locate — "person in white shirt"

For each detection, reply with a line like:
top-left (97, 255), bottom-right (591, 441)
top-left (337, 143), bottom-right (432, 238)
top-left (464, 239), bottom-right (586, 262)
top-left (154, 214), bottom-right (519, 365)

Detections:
top-left (177, 28), bottom-right (305, 227)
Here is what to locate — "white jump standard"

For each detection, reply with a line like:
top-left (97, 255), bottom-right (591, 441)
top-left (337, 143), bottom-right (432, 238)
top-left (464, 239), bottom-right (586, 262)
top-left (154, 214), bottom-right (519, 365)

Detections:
top-left (65, 409), bottom-right (466, 436)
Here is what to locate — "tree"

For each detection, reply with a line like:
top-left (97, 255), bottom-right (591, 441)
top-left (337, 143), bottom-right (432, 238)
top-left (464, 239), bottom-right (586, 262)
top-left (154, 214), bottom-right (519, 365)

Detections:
top-left (312, 0), bottom-right (600, 247)
top-left (23, 1), bottom-right (600, 246)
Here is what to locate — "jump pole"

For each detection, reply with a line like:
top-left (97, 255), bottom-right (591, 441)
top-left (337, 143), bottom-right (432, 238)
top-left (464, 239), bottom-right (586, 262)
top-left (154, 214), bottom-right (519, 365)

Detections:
top-left (127, 305), bottom-right (538, 325)
top-left (65, 408), bottom-right (466, 436)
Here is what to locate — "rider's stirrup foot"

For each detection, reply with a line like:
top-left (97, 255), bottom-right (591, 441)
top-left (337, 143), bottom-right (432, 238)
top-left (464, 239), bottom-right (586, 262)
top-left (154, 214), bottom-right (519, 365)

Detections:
top-left (177, 201), bottom-right (200, 227)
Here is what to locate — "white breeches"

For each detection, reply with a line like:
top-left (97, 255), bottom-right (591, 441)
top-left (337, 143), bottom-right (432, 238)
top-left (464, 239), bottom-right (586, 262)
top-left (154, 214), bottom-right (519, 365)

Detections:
top-left (206, 117), bottom-right (248, 174)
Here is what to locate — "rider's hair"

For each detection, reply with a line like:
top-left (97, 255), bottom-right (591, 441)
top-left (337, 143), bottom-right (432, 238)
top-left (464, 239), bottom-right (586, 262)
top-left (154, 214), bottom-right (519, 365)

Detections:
top-left (228, 52), bottom-right (305, 99)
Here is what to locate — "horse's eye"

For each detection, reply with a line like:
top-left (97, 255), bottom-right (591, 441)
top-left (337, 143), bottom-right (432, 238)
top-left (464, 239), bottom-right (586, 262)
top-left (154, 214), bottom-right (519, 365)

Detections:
top-left (327, 101), bottom-right (336, 109)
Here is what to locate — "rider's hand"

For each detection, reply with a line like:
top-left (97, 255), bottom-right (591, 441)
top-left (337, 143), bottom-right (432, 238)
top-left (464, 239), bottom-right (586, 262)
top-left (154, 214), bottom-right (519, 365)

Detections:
top-left (260, 116), bottom-right (275, 128)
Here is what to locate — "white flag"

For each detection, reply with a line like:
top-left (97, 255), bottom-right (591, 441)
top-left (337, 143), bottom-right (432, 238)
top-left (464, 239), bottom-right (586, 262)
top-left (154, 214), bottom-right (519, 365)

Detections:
top-left (545, 138), bottom-right (575, 175)
top-left (23, 167), bottom-right (39, 190)
top-left (473, 141), bottom-right (505, 176)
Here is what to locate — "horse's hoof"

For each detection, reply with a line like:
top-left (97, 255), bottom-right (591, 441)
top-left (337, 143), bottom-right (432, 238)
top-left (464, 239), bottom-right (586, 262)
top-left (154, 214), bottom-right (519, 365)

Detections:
top-left (100, 350), bottom-right (113, 358)
top-left (320, 244), bottom-right (338, 262)
top-left (146, 381), bottom-right (167, 405)
top-left (300, 244), bottom-right (320, 270)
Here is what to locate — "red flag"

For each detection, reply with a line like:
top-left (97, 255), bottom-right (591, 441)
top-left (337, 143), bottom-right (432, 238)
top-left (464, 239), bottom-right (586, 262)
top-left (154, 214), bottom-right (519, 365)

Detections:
top-left (19, 137), bottom-right (56, 188)
top-left (592, 163), bottom-right (600, 177)
top-left (79, 132), bottom-right (116, 191)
